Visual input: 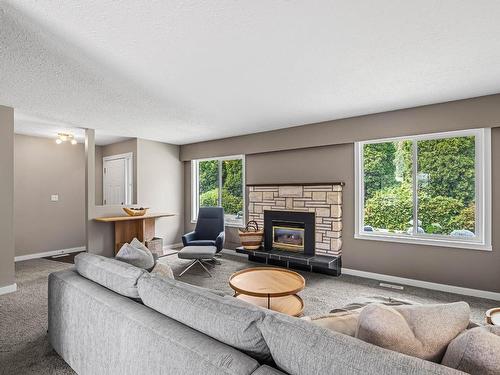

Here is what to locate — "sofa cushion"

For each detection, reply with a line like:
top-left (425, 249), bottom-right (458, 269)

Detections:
top-left (75, 253), bottom-right (146, 298)
top-left (137, 274), bottom-right (271, 361)
top-left (260, 312), bottom-right (463, 375)
top-left (356, 302), bottom-right (470, 362)
top-left (442, 325), bottom-right (500, 374)
top-left (115, 240), bottom-right (155, 270)
top-left (49, 269), bottom-right (260, 375)
top-left (178, 245), bottom-right (217, 259)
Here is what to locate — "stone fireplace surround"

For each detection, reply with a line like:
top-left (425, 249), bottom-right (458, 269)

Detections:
top-left (236, 183), bottom-right (343, 276)
top-left (247, 183), bottom-right (343, 257)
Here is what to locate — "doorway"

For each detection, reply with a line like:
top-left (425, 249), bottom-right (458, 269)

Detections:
top-left (103, 152), bottom-right (133, 205)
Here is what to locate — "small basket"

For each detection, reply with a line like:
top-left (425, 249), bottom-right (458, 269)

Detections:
top-left (146, 237), bottom-right (164, 257)
top-left (238, 220), bottom-right (264, 250)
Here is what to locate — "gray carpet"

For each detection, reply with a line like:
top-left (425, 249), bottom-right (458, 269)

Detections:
top-left (0, 252), bottom-right (497, 374)
top-left (0, 258), bottom-right (75, 375)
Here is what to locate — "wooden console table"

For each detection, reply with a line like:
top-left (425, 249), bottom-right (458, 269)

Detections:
top-left (94, 213), bottom-right (175, 254)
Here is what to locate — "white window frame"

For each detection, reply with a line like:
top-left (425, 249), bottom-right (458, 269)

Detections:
top-left (191, 154), bottom-right (245, 227)
top-left (355, 128), bottom-right (491, 251)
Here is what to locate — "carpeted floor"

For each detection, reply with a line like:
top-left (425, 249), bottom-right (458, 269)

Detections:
top-left (0, 251), bottom-right (497, 374)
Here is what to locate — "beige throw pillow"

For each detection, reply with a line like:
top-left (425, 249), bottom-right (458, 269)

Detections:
top-left (302, 309), bottom-right (361, 337)
top-left (356, 302), bottom-right (470, 362)
top-left (442, 325), bottom-right (500, 374)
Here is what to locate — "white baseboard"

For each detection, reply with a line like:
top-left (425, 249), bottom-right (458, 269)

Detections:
top-left (342, 268), bottom-right (500, 302)
top-left (15, 246), bottom-right (86, 262)
top-left (0, 283), bottom-right (17, 296)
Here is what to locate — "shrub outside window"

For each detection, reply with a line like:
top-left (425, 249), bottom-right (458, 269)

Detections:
top-left (355, 129), bottom-right (491, 250)
top-left (192, 155), bottom-right (245, 227)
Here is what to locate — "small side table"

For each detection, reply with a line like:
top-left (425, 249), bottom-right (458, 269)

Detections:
top-left (486, 308), bottom-right (500, 325)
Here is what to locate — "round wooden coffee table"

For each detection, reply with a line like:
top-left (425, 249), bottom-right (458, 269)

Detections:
top-left (229, 267), bottom-right (305, 316)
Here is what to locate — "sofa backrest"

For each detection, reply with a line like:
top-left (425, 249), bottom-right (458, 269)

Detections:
top-left (138, 273), bottom-right (272, 362)
top-left (75, 252), bottom-right (146, 298)
top-left (259, 312), bottom-right (466, 375)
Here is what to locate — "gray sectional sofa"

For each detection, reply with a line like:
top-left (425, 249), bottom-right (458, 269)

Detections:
top-left (48, 253), bottom-right (464, 375)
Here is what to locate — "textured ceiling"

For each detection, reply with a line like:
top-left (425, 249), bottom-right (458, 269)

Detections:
top-left (1, 1), bottom-right (500, 145)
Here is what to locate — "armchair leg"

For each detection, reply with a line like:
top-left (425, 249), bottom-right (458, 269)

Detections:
top-left (178, 260), bottom-right (198, 277)
top-left (198, 261), bottom-right (212, 277)
top-left (178, 259), bottom-right (212, 277)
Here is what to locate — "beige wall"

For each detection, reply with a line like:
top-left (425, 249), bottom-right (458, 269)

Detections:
top-left (181, 94), bottom-right (500, 293)
top-left (137, 139), bottom-right (184, 244)
top-left (0, 105), bottom-right (15, 289)
top-left (86, 131), bottom-right (184, 256)
top-left (14, 134), bottom-right (86, 256)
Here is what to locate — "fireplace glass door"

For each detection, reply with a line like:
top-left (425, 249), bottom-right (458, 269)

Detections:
top-left (272, 221), bottom-right (305, 252)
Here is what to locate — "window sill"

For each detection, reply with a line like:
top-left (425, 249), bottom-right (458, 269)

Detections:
top-left (354, 233), bottom-right (492, 251)
top-left (190, 219), bottom-right (244, 229)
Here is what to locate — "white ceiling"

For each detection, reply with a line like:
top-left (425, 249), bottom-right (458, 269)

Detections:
top-left (13, 113), bottom-right (130, 146)
top-left (1, 1), bottom-right (500, 145)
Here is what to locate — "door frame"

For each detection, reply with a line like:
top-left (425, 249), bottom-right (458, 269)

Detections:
top-left (103, 152), bottom-right (133, 205)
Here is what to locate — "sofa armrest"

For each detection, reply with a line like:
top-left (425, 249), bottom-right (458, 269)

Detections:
top-left (182, 231), bottom-right (197, 247)
top-left (215, 231), bottom-right (225, 252)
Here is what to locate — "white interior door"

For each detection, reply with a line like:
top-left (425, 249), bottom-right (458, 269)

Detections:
top-left (103, 158), bottom-right (127, 205)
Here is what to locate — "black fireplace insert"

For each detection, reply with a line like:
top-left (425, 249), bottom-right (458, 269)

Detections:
top-left (264, 210), bottom-right (315, 256)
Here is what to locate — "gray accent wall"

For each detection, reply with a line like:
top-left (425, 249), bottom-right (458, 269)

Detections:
top-left (180, 94), bottom-right (500, 161)
top-left (14, 134), bottom-right (86, 256)
top-left (0, 105), bottom-right (15, 289)
top-left (181, 94), bottom-right (500, 293)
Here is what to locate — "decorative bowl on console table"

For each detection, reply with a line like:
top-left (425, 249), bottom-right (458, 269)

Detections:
top-left (123, 207), bottom-right (149, 217)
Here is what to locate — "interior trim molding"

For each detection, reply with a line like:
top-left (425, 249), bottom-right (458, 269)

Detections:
top-left (14, 246), bottom-right (86, 262)
top-left (342, 268), bottom-right (500, 301)
top-left (0, 283), bottom-right (17, 296)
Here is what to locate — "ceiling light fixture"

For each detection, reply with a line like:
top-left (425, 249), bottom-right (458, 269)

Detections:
top-left (56, 132), bottom-right (77, 145)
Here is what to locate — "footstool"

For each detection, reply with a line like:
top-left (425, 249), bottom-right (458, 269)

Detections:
top-left (177, 246), bottom-right (217, 277)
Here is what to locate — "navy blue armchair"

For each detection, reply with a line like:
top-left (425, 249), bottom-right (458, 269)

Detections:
top-left (182, 207), bottom-right (225, 252)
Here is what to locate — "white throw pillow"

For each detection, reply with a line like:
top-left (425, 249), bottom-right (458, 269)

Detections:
top-left (115, 241), bottom-right (155, 270)
top-left (130, 237), bottom-right (154, 257)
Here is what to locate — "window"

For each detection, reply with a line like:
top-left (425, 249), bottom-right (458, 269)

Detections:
top-left (192, 155), bottom-right (245, 227)
top-left (355, 129), bottom-right (491, 250)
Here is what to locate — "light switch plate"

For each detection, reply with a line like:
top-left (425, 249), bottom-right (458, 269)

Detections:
top-left (51, 194), bottom-right (59, 202)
